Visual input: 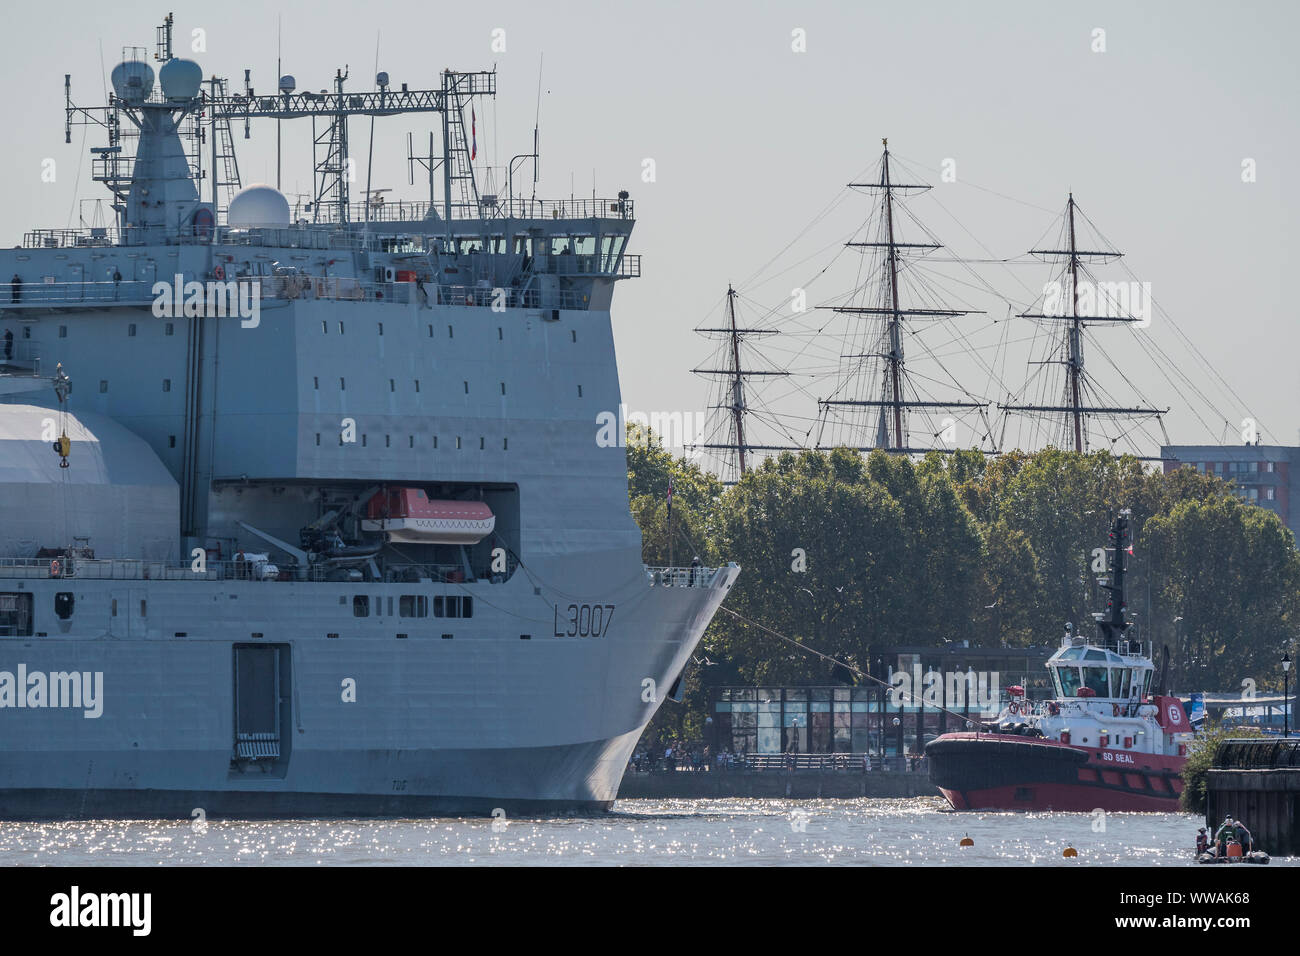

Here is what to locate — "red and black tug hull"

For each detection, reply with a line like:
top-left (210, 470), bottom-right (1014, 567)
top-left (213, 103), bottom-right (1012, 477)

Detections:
top-left (926, 733), bottom-right (1185, 812)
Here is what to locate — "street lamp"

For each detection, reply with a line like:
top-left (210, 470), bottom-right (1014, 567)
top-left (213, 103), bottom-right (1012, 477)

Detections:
top-left (1283, 654), bottom-right (1292, 738)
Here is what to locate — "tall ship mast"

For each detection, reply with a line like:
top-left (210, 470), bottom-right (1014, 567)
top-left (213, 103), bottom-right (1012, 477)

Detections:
top-left (690, 285), bottom-right (798, 483)
top-left (816, 140), bottom-right (990, 455)
top-left (997, 194), bottom-right (1168, 455)
top-left (0, 13), bottom-right (738, 818)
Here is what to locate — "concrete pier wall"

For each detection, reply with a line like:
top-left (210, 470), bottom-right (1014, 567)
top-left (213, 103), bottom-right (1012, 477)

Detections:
top-left (618, 771), bottom-right (936, 800)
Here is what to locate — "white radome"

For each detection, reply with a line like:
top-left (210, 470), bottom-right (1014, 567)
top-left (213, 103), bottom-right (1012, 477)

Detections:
top-left (110, 60), bottom-right (155, 104)
top-left (227, 184), bottom-right (291, 227)
top-left (159, 58), bottom-right (203, 101)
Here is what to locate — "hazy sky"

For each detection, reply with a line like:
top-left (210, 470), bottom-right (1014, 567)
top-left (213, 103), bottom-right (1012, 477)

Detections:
top-left (4, 0), bottom-right (1296, 461)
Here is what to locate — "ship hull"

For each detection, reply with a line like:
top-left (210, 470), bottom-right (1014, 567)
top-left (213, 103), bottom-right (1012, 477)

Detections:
top-left (0, 735), bottom-right (636, 819)
top-left (0, 563), bottom-right (738, 820)
top-left (926, 733), bottom-right (1185, 812)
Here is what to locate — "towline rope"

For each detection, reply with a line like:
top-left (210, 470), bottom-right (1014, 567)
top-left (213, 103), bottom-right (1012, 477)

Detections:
top-left (716, 604), bottom-right (998, 731)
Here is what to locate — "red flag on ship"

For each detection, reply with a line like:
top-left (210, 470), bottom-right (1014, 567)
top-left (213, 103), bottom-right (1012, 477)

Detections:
top-left (471, 106), bottom-right (477, 161)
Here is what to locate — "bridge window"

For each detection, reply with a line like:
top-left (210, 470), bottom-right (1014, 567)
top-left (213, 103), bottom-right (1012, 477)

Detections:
top-left (1056, 665), bottom-right (1082, 698)
top-left (1082, 667), bottom-right (1110, 697)
top-left (600, 235), bottom-right (627, 271)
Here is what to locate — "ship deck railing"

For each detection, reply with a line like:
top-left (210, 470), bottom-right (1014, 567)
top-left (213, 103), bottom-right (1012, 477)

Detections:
top-left (644, 565), bottom-right (725, 588)
top-left (0, 556), bottom-right (521, 585)
top-left (20, 198), bottom-right (634, 251)
top-left (0, 275), bottom-right (600, 312)
top-left (310, 196), bottom-right (635, 225)
top-left (0, 557), bottom-right (323, 583)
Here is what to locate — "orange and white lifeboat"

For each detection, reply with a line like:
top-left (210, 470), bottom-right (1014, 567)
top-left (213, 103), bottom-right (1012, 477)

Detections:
top-left (361, 488), bottom-right (495, 544)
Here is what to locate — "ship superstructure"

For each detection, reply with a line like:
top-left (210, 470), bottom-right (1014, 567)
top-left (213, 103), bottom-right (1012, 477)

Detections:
top-left (0, 15), bottom-right (737, 818)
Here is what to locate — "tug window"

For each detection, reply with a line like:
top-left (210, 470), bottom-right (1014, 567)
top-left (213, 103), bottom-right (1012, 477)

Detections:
top-left (1082, 667), bottom-right (1110, 698)
top-left (1056, 666), bottom-right (1082, 698)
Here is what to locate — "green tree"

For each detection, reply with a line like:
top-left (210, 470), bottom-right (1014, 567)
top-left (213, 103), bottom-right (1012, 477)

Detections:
top-left (1180, 721), bottom-right (1263, 814)
top-left (1145, 497), bottom-right (1300, 691)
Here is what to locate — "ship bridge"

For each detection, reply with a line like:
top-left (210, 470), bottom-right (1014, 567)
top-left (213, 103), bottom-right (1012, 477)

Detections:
top-left (1047, 641), bottom-right (1154, 701)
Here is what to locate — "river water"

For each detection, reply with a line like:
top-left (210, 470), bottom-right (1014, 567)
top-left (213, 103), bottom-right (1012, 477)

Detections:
top-left (2, 797), bottom-right (1281, 866)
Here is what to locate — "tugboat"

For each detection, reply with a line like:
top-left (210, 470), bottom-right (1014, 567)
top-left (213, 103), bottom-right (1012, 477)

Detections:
top-left (926, 510), bottom-right (1195, 811)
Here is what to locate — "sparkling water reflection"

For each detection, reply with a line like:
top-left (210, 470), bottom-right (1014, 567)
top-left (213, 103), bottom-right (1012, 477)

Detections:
top-left (0, 797), bottom-right (1286, 866)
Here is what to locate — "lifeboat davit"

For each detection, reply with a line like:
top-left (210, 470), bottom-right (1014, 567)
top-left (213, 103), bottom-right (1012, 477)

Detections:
top-left (360, 488), bottom-right (495, 544)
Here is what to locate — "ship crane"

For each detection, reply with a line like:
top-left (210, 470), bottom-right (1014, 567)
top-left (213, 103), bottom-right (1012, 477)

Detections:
top-left (51, 364), bottom-right (71, 468)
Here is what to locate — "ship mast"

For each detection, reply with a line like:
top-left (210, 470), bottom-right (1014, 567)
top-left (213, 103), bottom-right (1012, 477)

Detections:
top-left (1096, 509), bottom-right (1134, 648)
top-left (1065, 195), bottom-right (1085, 452)
top-left (818, 140), bottom-right (988, 453)
top-left (999, 194), bottom-right (1167, 454)
top-left (691, 285), bottom-right (795, 482)
top-left (726, 286), bottom-right (749, 474)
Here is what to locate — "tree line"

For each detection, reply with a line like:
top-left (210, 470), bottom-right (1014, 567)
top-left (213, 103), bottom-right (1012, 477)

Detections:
top-left (626, 428), bottom-right (1300, 749)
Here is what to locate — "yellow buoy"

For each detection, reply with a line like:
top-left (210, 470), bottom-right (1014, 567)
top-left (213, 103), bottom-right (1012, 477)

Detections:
top-left (1063, 846), bottom-right (1078, 858)
top-left (959, 835), bottom-right (974, 847)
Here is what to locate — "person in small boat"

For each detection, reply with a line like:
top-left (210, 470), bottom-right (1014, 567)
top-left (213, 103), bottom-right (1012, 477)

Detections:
top-left (1233, 818), bottom-right (1254, 855)
top-left (1213, 816), bottom-right (1238, 857)
top-left (1195, 827), bottom-right (1209, 856)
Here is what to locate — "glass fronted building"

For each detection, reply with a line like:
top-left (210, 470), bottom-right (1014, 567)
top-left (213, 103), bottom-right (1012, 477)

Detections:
top-left (708, 644), bottom-right (1055, 758)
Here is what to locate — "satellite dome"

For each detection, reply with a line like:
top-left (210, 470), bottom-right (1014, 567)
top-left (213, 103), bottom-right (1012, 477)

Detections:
top-left (110, 60), bottom-right (155, 105)
top-left (279, 74), bottom-right (296, 93)
top-left (159, 58), bottom-right (202, 101)
top-left (227, 184), bottom-right (291, 227)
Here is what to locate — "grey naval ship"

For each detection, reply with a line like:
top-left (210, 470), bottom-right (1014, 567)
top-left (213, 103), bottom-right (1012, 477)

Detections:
top-left (0, 14), bottom-right (737, 819)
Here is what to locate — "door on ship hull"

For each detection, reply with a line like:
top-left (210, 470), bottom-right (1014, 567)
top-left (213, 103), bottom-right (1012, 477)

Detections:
top-left (108, 589), bottom-right (147, 638)
top-left (230, 643), bottom-right (293, 776)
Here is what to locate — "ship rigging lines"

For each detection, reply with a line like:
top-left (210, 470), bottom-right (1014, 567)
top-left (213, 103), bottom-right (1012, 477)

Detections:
top-left (688, 146), bottom-right (1270, 478)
